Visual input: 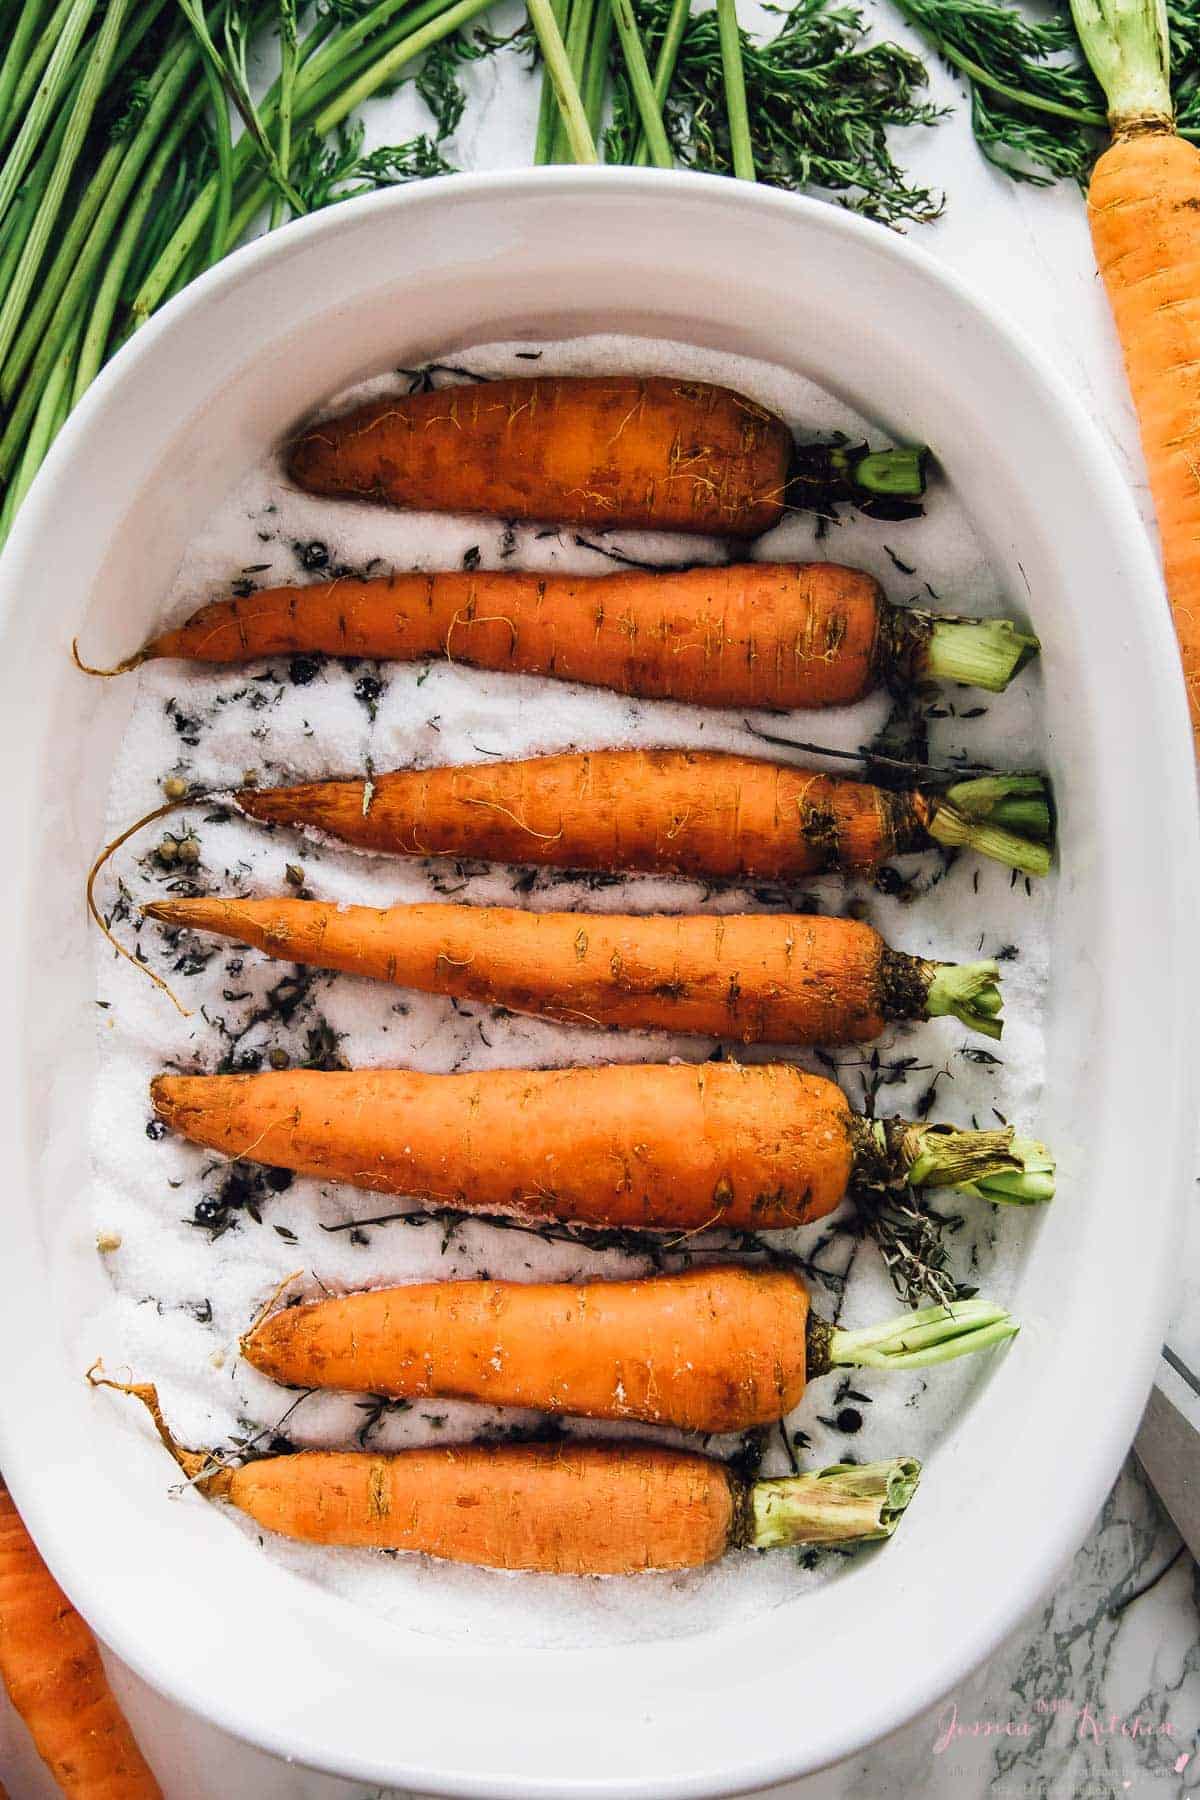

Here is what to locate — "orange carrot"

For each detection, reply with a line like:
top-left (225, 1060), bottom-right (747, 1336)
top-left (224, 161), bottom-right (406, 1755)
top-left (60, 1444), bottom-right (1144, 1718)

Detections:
top-left (234, 747), bottom-right (1053, 879)
top-left (143, 898), bottom-right (1007, 1041)
top-left (1071, 0), bottom-right (1200, 746)
top-left (93, 1376), bottom-right (922, 1573)
top-left (0, 1482), bottom-right (160, 1799)
top-left (242, 1265), bottom-right (1018, 1433)
top-left (150, 1061), bottom-right (1055, 1232)
top-left (81, 563), bottom-right (1036, 702)
top-left (286, 375), bottom-right (929, 535)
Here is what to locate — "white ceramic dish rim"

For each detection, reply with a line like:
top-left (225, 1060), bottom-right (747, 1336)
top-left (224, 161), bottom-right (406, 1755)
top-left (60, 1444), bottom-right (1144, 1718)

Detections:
top-left (0, 168), bottom-right (1197, 1798)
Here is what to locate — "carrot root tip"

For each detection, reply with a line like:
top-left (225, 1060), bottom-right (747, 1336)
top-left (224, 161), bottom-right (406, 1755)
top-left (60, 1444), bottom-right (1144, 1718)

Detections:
top-left (71, 636), bottom-right (150, 677)
top-left (747, 1457), bottom-right (922, 1550)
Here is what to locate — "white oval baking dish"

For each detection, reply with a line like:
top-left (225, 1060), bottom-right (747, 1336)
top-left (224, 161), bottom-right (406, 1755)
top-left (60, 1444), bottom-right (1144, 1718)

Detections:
top-left (0, 169), bottom-right (1196, 1798)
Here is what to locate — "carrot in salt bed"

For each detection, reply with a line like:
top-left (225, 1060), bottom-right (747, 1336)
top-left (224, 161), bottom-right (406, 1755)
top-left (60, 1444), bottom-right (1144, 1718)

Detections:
top-left (233, 747), bottom-right (1054, 880)
top-left (1069, 0), bottom-right (1200, 746)
top-left (243, 1265), bottom-right (1017, 1434)
top-left (143, 898), bottom-right (1008, 1041)
top-left (91, 1375), bottom-right (922, 1573)
top-left (0, 1482), bottom-right (161, 1798)
top-left (150, 1061), bottom-right (1055, 1232)
top-left (285, 375), bottom-right (930, 535)
top-left (78, 563), bottom-right (1037, 703)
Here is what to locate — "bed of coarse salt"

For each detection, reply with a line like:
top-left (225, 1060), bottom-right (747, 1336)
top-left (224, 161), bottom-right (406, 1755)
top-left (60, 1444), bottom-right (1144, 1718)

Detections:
top-left (82, 332), bottom-right (1050, 1648)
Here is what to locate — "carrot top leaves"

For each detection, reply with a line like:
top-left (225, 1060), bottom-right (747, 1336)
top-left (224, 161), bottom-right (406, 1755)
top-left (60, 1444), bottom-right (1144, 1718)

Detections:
top-left (896, 0), bottom-right (1197, 187)
top-left (604, 0), bottom-right (946, 226)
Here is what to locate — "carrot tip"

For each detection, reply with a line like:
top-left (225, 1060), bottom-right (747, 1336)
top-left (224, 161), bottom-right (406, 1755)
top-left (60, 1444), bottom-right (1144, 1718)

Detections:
top-left (87, 1361), bottom-right (223, 1488)
top-left (71, 635), bottom-right (149, 677)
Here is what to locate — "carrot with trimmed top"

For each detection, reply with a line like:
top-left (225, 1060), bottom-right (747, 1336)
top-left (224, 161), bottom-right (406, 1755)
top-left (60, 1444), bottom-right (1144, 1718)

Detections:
top-left (0, 1482), bottom-right (161, 1798)
top-left (233, 747), bottom-right (1054, 879)
top-left (92, 1375), bottom-right (922, 1573)
top-left (286, 375), bottom-right (929, 535)
top-left (150, 1060), bottom-right (1055, 1231)
top-left (242, 1264), bottom-right (1017, 1433)
top-left (77, 562), bottom-right (1036, 701)
top-left (143, 898), bottom-right (1008, 1041)
top-left (1070, 0), bottom-right (1200, 747)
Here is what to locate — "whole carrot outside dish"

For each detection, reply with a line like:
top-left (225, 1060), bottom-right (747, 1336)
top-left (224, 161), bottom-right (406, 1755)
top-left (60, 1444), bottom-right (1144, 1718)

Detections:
top-left (78, 562), bottom-right (1037, 705)
top-left (233, 747), bottom-right (1054, 880)
top-left (1070, 0), bottom-right (1200, 747)
top-left (92, 1376), bottom-right (921, 1575)
top-left (144, 899), bottom-right (1008, 1042)
top-left (151, 1061), bottom-right (1055, 1230)
top-left (0, 1481), bottom-right (161, 1798)
top-left (243, 1264), bottom-right (1017, 1434)
top-left (286, 375), bottom-right (930, 535)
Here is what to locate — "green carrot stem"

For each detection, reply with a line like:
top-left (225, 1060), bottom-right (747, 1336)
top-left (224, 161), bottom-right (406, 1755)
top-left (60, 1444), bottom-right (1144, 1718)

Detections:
top-left (72, 90), bottom-right (204, 404)
top-left (924, 774), bottom-right (1053, 878)
top-left (806, 1298), bottom-right (1018, 1377)
top-left (217, 0), bottom-right (511, 250)
top-left (923, 959), bottom-right (1004, 1040)
top-left (199, 40), bottom-right (234, 266)
top-left (0, 0), bottom-right (98, 236)
top-left (0, 84), bottom-right (71, 305)
top-left (0, 29), bottom-right (197, 404)
top-left (1067, 0), bottom-right (1171, 130)
top-left (787, 441), bottom-right (929, 519)
top-left (0, 0), bottom-right (126, 388)
top-left (534, 0), bottom-right (568, 159)
top-left (581, 0), bottom-right (612, 135)
top-left (271, 0), bottom-right (298, 229)
top-left (528, 0), bottom-right (598, 162)
top-left (551, 0), bottom-right (596, 163)
top-left (893, 1120), bottom-right (1056, 1204)
top-left (131, 0), bottom-right (474, 322)
top-left (0, 0), bottom-right (50, 149)
top-left (174, 0), bottom-right (306, 216)
top-left (0, 40), bottom-right (206, 477)
top-left (633, 0), bottom-right (687, 165)
top-left (716, 0), bottom-right (754, 179)
top-left (610, 0), bottom-right (672, 167)
top-left (923, 616), bottom-right (1040, 692)
top-left (0, 305), bottom-right (82, 549)
top-left (745, 1458), bottom-right (921, 1549)
top-left (0, 0), bottom-right (79, 161)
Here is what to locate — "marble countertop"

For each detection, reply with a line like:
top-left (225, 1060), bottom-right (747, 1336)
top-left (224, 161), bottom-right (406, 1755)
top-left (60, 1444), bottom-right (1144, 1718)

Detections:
top-left (4, 8), bottom-right (1198, 1794)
